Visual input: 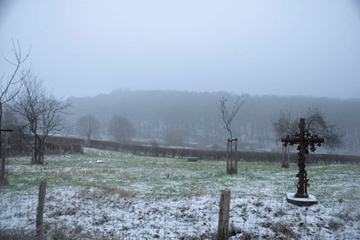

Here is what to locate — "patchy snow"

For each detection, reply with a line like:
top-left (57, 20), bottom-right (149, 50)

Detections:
top-left (2, 149), bottom-right (359, 239)
top-left (1, 187), bottom-right (359, 239)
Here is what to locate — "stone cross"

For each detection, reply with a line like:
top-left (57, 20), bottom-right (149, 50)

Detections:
top-left (281, 118), bottom-right (324, 198)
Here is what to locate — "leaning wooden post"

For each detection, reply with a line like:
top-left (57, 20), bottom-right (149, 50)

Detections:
top-left (218, 189), bottom-right (231, 240)
top-left (36, 180), bottom-right (47, 239)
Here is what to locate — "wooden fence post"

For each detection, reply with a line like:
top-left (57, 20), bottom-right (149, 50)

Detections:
top-left (218, 189), bottom-right (231, 240)
top-left (36, 180), bottom-right (47, 239)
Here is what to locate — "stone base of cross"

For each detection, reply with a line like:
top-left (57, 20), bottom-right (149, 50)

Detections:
top-left (286, 193), bottom-right (318, 206)
top-left (281, 118), bottom-right (324, 205)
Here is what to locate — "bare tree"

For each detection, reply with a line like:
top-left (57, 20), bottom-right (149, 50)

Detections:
top-left (273, 108), bottom-right (298, 168)
top-left (218, 95), bottom-right (245, 140)
top-left (274, 107), bottom-right (345, 167)
top-left (304, 108), bottom-right (344, 149)
top-left (1, 40), bottom-right (31, 125)
top-left (108, 115), bottom-right (136, 143)
top-left (0, 40), bottom-right (30, 185)
top-left (76, 115), bottom-right (101, 140)
top-left (218, 95), bottom-right (245, 174)
top-left (12, 72), bottom-right (71, 164)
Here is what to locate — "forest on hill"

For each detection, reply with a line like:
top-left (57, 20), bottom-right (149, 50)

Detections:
top-left (65, 89), bottom-right (360, 155)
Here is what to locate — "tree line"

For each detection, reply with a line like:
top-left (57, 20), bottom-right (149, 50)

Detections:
top-left (65, 89), bottom-right (360, 155)
top-left (1, 41), bottom-right (359, 173)
top-left (1, 40), bottom-right (357, 185)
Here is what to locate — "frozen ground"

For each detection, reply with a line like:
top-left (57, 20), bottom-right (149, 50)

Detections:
top-left (1, 187), bottom-right (359, 239)
top-left (1, 149), bottom-right (359, 239)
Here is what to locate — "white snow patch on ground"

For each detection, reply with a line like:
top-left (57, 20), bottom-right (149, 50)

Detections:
top-left (1, 187), bottom-right (359, 239)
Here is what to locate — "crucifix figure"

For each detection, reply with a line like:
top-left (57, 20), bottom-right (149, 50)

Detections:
top-left (281, 118), bottom-right (324, 198)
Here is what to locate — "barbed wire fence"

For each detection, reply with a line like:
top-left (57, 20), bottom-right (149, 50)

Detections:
top-left (1, 183), bottom-right (359, 240)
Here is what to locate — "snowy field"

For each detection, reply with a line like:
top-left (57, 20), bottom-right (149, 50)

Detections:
top-left (1, 148), bottom-right (359, 239)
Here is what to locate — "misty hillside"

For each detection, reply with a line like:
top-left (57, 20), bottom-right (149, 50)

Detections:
top-left (65, 90), bottom-right (360, 155)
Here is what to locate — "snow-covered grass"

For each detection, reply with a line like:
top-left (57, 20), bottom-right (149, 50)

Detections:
top-left (1, 148), bottom-right (359, 239)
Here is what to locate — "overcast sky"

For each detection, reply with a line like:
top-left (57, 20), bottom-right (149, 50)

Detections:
top-left (1, 0), bottom-right (360, 99)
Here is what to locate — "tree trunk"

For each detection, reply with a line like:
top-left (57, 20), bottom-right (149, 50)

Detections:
top-left (0, 143), bottom-right (5, 186)
top-left (287, 146), bottom-right (290, 164)
top-left (39, 139), bottom-right (44, 164)
top-left (0, 133), bottom-right (11, 186)
top-left (32, 138), bottom-right (44, 165)
top-left (31, 150), bottom-right (36, 164)
top-left (31, 137), bottom-right (37, 164)
top-left (281, 146), bottom-right (289, 168)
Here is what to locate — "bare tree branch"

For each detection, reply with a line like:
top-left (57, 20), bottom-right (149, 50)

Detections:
top-left (272, 107), bottom-right (298, 143)
top-left (1, 39), bottom-right (31, 102)
top-left (218, 94), bottom-right (245, 140)
top-left (304, 108), bottom-right (345, 149)
top-left (76, 115), bottom-right (101, 140)
top-left (11, 71), bottom-right (72, 164)
top-left (273, 107), bottom-right (345, 149)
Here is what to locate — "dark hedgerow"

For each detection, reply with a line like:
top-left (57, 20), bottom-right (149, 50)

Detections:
top-left (40, 136), bottom-right (360, 164)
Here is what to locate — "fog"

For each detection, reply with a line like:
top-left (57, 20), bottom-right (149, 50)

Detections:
top-left (1, 0), bottom-right (360, 99)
